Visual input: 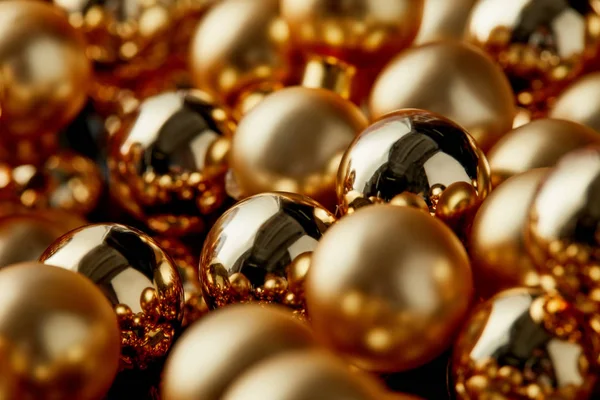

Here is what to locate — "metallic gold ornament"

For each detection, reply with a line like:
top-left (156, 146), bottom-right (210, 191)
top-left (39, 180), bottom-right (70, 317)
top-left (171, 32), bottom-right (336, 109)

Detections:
top-left (39, 223), bottom-right (184, 369)
top-left (301, 56), bottom-right (356, 100)
top-left (108, 90), bottom-right (234, 235)
top-left (469, 169), bottom-right (548, 299)
top-left (337, 109), bottom-right (491, 235)
top-left (161, 304), bottom-right (316, 400)
top-left (369, 42), bottom-right (515, 152)
top-left (452, 288), bottom-right (598, 400)
top-left (466, 0), bottom-right (600, 110)
top-left (415, 0), bottom-right (477, 44)
top-left (306, 205), bottom-right (473, 372)
top-left (0, 1), bottom-right (91, 138)
top-left (0, 263), bottom-right (121, 400)
top-left (200, 192), bottom-right (335, 316)
top-left (231, 87), bottom-right (367, 208)
top-left (550, 72), bottom-right (600, 132)
top-left (488, 119), bottom-right (600, 187)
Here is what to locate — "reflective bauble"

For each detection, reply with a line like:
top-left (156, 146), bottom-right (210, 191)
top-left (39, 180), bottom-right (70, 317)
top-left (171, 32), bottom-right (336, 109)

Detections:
top-left (415, 0), bottom-right (477, 45)
top-left (550, 72), bottom-right (600, 132)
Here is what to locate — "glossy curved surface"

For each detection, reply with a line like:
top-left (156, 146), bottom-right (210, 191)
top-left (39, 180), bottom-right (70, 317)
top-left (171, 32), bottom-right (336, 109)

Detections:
top-left (415, 0), bottom-right (477, 44)
top-left (452, 289), bottom-right (597, 399)
top-left (109, 90), bottom-right (233, 235)
top-left (550, 72), bottom-right (600, 132)
top-left (39, 223), bottom-right (184, 369)
top-left (200, 192), bottom-right (335, 314)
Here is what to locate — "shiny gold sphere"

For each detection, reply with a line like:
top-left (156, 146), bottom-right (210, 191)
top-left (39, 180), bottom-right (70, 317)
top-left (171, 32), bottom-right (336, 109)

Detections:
top-left (161, 304), bottom-right (316, 400)
top-left (281, 0), bottom-right (424, 69)
top-left (200, 192), bottom-right (335, 317)
top-left (466, 0), bottom-right (600, 109)
top-left (0, 263), bottom-right (120, 400)
top-left (39, 223), bottom-right (184, 369)
top-left (550, 72), bottom-right (600, 132)
top-left (415, 0), bottom-right (477, 45)
top-left (108, 89), bottom-right (234, 235)
top-left (0, 1), bottom-right (91, 138)
top-left (488, 118), bottom-right (600, 187)
top-left (469, 169), bottom-right (548, 299)
top-left (231, 87), bottom-right (367, 208)
top-left (452, 288), bottom-right (597, 399)
top-left (306, 205), bottom-right (473, 372)
top-left (190, 0), bottom-right (291, 106)
top-left (369, 42), bottom-right (515, 152)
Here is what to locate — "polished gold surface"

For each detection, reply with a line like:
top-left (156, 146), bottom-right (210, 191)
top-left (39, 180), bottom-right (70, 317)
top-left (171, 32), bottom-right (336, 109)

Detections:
top-left (415, 0), bottom-right (477, 44)
top-left (469, 169), bottom-right (548, 299)
top-left (190, 0), bottom-right (290, 106)
top-left (161, 304), bottom-right (316, 400)
top-left (369, 42), bottom-right (515, 151)
top-left (306, 205), bottom-right (473, 372)
top-left (39, 223), bottom-right (184, 369)
top-left (488, 118), bottom-right (600, 187)
top-left (281, 0), bottom-right (424, 69)
top-left (527, 147), bottom-right (600, 315)
top-left (108, 89), bottom-right (234, 235)
top-left (222, 350), bottom-right (384, 400)
top-left (466, 0), bottom-right (600, 109)
top-left (452, 288), bottom-right (597, 399)
top-left (232, 81), bottom-right (284, 122)
top-left (0, 263), bottom-right (120, 400)
top-left (301, 56), bottom-right (356, 100)
top-left (550, 72), bottom-right (600, 132)
top-left (0, 1), bottom-right (91, 138)
top-left (200, 192), bottom-right (335, 316)
top-left (231, 87), bottom-right (367, 208)
top-left (389, 192), bottom-right (429, 212)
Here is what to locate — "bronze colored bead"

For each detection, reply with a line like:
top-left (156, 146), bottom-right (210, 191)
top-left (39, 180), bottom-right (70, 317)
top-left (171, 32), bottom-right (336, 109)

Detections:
top-left (200, 192), bottom-right (335, 316)
top-left (550, 72), bottom-right (600, 132)
top-left (108, 90), bottom-right (234, 235)
top-left (39, 223), bottom-right (185, 369)
top-left (452, 288), bottom-right (598, 400)
top-left (415, 0), bottom-right (477, 44)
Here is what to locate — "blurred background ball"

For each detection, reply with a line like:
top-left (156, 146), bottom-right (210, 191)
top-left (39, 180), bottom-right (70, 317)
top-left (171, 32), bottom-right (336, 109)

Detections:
top-left (550, 72), bottom-right (600, 132)
top-left (415, 0), bottom-right (477, 45)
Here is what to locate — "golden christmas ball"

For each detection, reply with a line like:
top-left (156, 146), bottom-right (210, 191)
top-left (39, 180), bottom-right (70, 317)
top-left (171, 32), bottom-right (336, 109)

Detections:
top-left (306, 205), bottom-right (473, 372)
top-left (161, 304), bottom-right (316, 400)
top-left (452, 288), bottom-right (598, 400)
top-left (487, 118), bottom-right (600, 187)
top-left (369, 41), bottom-right (515, 152)
top-left (200, 192), bottom-right (335, 316)
top-left (550, 72), bottom-right (600, 132)
top-left (39, 223), bottom-right (184, 369)
top-left (0, 263), bottom-right (120, 400)
top-left (415, 0), bottom-right (477, 44)
top-left (108, 90), bottom-right (234, 235)
top-left (231, 87), bottom-right (367, 208)
top-left (0, 1), bottom-right (91, 138)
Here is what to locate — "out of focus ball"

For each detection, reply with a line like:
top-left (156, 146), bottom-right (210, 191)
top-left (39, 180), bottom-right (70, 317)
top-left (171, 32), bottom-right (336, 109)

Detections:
top-left (550, 72), bottom-right (600, 132)
top-left (415, 0), bottom-right (477, 44)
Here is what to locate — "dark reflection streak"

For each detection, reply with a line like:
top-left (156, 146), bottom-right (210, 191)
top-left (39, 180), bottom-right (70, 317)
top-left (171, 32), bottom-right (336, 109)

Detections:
top-left (568, 173), bottom-right (600, 246)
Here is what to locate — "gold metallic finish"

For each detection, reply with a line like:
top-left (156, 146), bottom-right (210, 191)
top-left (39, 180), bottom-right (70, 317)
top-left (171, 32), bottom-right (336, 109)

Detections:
top-left (469, 169), bottom-right (548, 299)
top-left (232, 81), bottom-right (284, 122)
top-left (466, 0), bottom-right (600, 109)
top-left (301, 56), bottom-right (356, 100)
top-left (39, 223), bottom-right (185, 369)
top-left (452, 288), bottom-right (598, 399)
top-left (0, 1), bottom-right (91, 138)
top-left (108, 90), bottom-right (234, 235)
top-left (190, 0), bottom-right (291, 106)
top-left (306, 205), bottom-right (473, 372)
top-left (281, 0), bottom-right (424, 69)
top-left (161, 304), bottom-right (316, 400)
top-left (550, 72), bottom-right (600, 132)
top-left (200, 192), bottom-right (335, 316)
top-left (488, 119), bottom-right (600, 188)
top-left (415, 0), bottom-right (477, 45)
top-left (389, 192), bottom-right (430, 212)
top-left (0, 263), bottom-right (121, 400)
top-left (369, 42), bottom-right (515, 152)
top-left (231, 87), bottom-right (367, 208)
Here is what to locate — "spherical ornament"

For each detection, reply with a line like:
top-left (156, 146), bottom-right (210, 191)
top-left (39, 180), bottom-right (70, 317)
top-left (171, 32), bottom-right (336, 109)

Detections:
top-left (470, 169), bottom-right (548, 299)
top-left (488, 119), bottom-right (600, 187)
top-left (0, 263), bottom-right (120, 400)
top-left (527, 147), bottom-right (600, 316)
top-left (39, 223), bottom-right (184, 369)
top-left (550, 72), bottom-right (600, 132)
top-left (466, 0), bottom-right (600, 110)
top-left (231, 87), bottom-right (367, 208)
top-left (452, 288), bottom-right (598, 400)
top-left (369, 42), bottom-right (515, 152)
top-left (306, 205), bottom-right (473, 372)
top-left (415, 0), bottom-right (477, 45)
top-left (200, 192), bottom-right (335, 316)
top-left (190, 0), bottom-right (291, 107)
top-left (0, 1), bottom-right (91, 138)
top-left (108, 90), bottom-right (234, 235)
top-left (161, 304), bottom-right (316, 400)
top-left (337, 109), bottom-right (491, 234)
